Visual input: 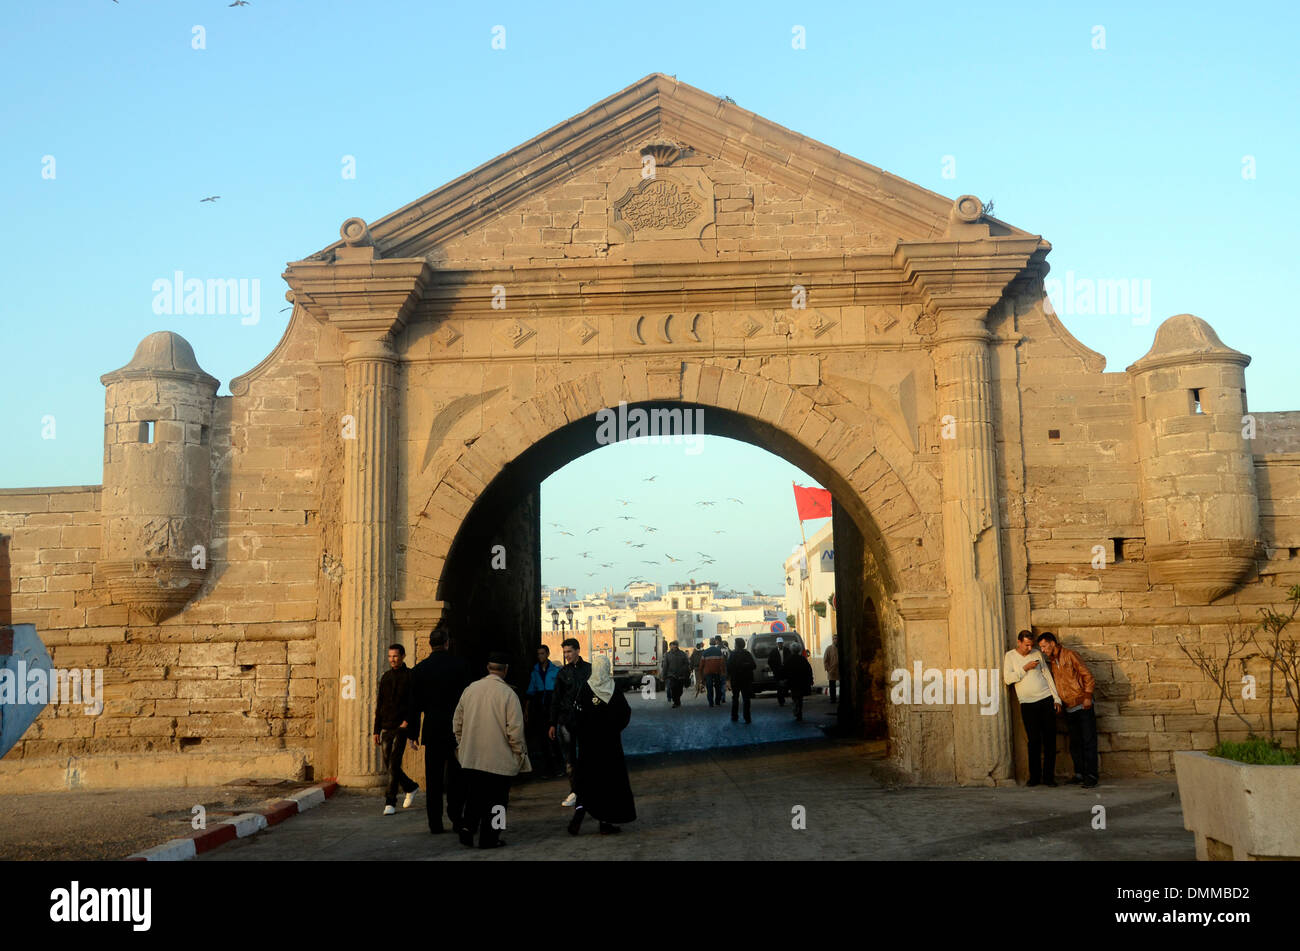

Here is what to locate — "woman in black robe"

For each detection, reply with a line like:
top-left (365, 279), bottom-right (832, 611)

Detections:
top-left (567, 655), bottom-right (636, 835)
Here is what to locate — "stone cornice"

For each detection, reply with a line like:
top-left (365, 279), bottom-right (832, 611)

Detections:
top-left (895, 238), bottom-right (1044, 322)
top-left (282, 258), bottom-right (432, 338)
top-left (412, 252), bottom-right (910, 319)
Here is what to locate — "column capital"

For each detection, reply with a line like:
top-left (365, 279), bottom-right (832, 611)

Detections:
top-left (282, 244), bottom-right (432, 343)
top-left (895, 237), bottom-right (1044, 331)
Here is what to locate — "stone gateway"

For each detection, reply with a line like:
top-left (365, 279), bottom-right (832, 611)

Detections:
top-left (1, 74), bottom-right (1297, 791)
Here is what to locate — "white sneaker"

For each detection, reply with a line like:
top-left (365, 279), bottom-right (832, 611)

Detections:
top-left (383, 805), bottom-right (396, 815)
top-left (562, 792), bottom-right (577, 807)
top-left (403, 790), bottom-right (417, 808)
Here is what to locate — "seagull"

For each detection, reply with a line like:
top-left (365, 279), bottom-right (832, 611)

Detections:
top-left (642, 560), bottom-right (660, 565)
top-left (578, 551), bottom-right (593, 559)
top-left (630, 543), bottom-right (646, 549)
top-left (229, 1), bottom-right (251, 6)
top-left (599, 563), bottom-right (613, 568)
top-left (713, 530), bottom-right (726, 535)
top-left (549, 522), bottom-right (562, 528)
top-left (697, 500), bottom-right (716, 507)
top-left (545, 556), bottom-right (558, 561)
top-left (557, 531), bottom-right (574, 537)
top-left (587, 572), bottom-right (598, 577)
top-left (664, 554), bottom-right (682, 563)
top-left (643, 476), bottom-right (656, 482)
top-left (643, 526), bottom-right (658, 533)
top-left (727, 498), bottom-right (743, 504)
top-left (200, 196), bottom-right (220, 202)
top-left (617, 516), bottom-right (635, 521)
top-left (617, 498), bottom-right (633, 505)
top-left (587, 527), bottom-right (601, 534)
top-left (698, 552), bottom-right (712, 558)
top-left (278, 306), bottom-right (291, 313)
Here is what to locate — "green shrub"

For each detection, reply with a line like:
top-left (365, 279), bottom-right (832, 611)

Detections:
top-left (1210, 738), bottom-right (1300, 765)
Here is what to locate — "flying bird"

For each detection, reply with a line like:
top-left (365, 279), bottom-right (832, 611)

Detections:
top-left (630, 543), bottom-right (646, 549)
top-left (642, 560), bottom-right (660, 565)
top-left (696, 500), bottom-right (716, 507)
top-left (599, 563), bottom-right (613, 568)
top-left (586, 527), bottom-right (602, 534)
top-left (617, 516), bottom-right (635, 521)
top-left (578, 551), bottom-right (593, 559)
top-left (664, 554), bottom-right (682, 563)
top-left (229, 1), bottom-right (251, 6)
top-left (697, 552), bottom-right (712, 558)
top-left (617, 498), bottom-right (633, 505)
top-left (727, 498), bottom-right (744, 504)
top-left (642, 526), bottom-right (658, 533)
top-left (557, 531), bottom-right (574, 537)
top-left (643, 476), bottom-right (656, 482)
top-left (713, 530), bottom-right (726, 535)
top-left (200, 196), bottom-right (220, 202)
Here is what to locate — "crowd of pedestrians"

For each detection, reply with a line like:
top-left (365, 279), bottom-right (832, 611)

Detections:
top-left (373, 625), bottom-right (637, 848)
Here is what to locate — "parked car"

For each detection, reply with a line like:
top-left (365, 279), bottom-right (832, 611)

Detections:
top-left (746, 629), bottom-right (806, 694)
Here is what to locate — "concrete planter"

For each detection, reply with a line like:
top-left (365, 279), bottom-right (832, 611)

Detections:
top-left (1174, 750), bottom-right (1300, 860)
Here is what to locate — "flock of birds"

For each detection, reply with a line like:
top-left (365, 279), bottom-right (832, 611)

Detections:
top-left (546, 488), bottom-right (748, 589)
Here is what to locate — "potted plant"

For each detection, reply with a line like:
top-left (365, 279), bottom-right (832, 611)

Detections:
top-left (1173, 585), bottom-right (1300, 860)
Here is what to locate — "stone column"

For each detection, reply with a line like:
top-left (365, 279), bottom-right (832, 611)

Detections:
top-left (934, 311), bottom-right (1013, 784)
top-left (337, 335), bottom-right (398, 787)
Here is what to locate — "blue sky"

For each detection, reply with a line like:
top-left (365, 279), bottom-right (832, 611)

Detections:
top-left (2, 1), bottom-right (1295, 591)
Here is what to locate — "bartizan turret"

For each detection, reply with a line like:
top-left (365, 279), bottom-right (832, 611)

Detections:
top-left (96, 331), bottom-right (218, 622)
top-left (1126, 314), bottom-right (1260, 602)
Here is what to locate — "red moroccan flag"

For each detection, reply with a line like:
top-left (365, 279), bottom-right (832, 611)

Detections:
top-left (792, 483), bottom-right (832, 520)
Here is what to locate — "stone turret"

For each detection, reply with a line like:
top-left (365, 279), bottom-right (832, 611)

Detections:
top-left (96, 332), bottom-right (218, 623)
top-left (1126, 314), bottom-right (1260, 602)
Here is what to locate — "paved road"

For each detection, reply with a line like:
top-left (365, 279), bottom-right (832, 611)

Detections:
top-left (620, 682), bottom-right (835, 754)
top-left (201, 738), bottom-right (1195, 862)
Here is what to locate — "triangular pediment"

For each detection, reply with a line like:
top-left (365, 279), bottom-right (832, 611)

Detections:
top-left (306, 73), bottom-right (1034, 264)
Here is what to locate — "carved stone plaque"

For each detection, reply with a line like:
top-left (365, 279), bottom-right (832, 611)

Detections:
top-left (608, 166), bottom-right (714, 243)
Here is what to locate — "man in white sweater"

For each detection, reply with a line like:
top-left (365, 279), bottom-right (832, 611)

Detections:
top-left (1003, 630), bottom-right (1063, 787)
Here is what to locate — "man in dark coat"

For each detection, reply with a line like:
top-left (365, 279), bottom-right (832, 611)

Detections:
top-left (568, 655), bottom-right (636, 835)
top-left (727, 637), bottom-right (757, 723)
top-left (785, 645), bottom-right (814, 721)
top-left (374, 643), bottom-right (418, 815)
top-left (767, 639), bottom-right (787, 706)
top-left (661, 641), bottom-right (690, 707)
top-left (406, 622), bottom-right (472, 833)
top-left (548, 637), bottom-right (592, 807)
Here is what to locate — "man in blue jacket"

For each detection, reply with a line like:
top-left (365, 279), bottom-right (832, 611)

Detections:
top-left (526, 645), bottom-right (563, 778)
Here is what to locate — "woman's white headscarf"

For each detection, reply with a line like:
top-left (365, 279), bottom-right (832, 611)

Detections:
top-left (588, 654), bottom-right (615, 704)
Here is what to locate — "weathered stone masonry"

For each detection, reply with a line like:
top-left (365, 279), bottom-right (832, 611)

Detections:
top-left (1, 74), bottom-right (1297, 790)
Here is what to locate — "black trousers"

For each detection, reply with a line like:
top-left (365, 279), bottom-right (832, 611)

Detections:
top-left (556, 723), bottom-right (578, 792)
top-left (666, 676), bottom-right (684, 704)
top-left (730, 683), bottom-right (752, 721)
top-left (827, 679), bottom-right (837, 702)
top-left (792, 692), bottom-right (805, 719)
top-left (423, 738), bottom-right (465, 832)
top-left (1019, 696), bottom-right (1057, 783)
top-left (1066, 706), bottom-right (1100, 781)
top-left (381, 729), bottom-right (418, 806)
top-left (461, 769), bottom-right (512, 847)
top-left (526, 698), bottom-right (561, 775)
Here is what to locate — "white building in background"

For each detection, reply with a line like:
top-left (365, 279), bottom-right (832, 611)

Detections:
top-left (541, 578), bottom-right (783, 644)
top-left (784, 520), bottom-right (836, 655)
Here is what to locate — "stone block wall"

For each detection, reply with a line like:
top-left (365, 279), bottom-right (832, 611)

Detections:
top-left (0, 314), bottom-right (331, 788)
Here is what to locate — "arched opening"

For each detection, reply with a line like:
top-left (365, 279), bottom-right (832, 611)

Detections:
top-left (430, 399), bottom-right (902, 756)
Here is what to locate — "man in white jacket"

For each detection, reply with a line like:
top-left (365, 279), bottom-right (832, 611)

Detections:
top-left (1003, 630), bottom-right (1063, 787)
top-left (453, 652), bottom-right (530, 848)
